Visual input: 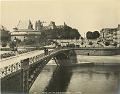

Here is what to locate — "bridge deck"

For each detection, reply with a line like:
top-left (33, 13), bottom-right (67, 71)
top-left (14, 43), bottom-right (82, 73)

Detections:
top-left (1, 48), bottom-right (120, 69)
top-left (0, 48), bottom-right (69, 78)
top-left (0, 48), bottom-right (67, 69)
top-left (0, 50), bottom-right (45, 69)
top-left (0, 48), bottom-right (120, 78)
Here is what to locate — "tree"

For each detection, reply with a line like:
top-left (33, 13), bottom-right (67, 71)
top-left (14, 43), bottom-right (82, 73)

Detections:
top-left (81, 37), bottom-right (84, 40)
top-left (112, 42), bottom-right (117, 46)
top-left (81, 42), bottom-right (84, 45)
top-left (9, 41), bottom-right (17, 50)
top-left (72, 29), bottom-right (81, 39)
top-left (93, 31), bottom-right (100, 39)
top-left (1, 42), bottom-right (7, 47)
top-left (86, 31), bottom-right (100, 39)
top-left (105, 41), bottom-right (110, 46)
top-left (89, 41), bottom-right (93, 45)
top-left (86, 31), bottom-right (93, 39)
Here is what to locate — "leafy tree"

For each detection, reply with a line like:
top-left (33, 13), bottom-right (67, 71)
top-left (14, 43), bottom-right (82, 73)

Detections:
top-left (113, 42), bottom-right (117, 46)
top-left (89, 41), bottom-right (93, 45)
top-left (86, 31), bottom-right (100, 39)
top-left (1, 42), bottom-right (7, 47)
top-left (41, 25), bottom-right (81, 39)
top-left (81, 37), bottom-right (84, 40)
top-left (81, 42), bottom-right (84, 45)
top-left (72, 29), bottom-right (81, 39)
top-left (105, 41), bottom-right (110, 46)
top-left (9, 41), bottom-right (16, 50)
top-left (93, 31), bottom-right (100, 39)
top-left (86, 31), bottom-right (93, 39)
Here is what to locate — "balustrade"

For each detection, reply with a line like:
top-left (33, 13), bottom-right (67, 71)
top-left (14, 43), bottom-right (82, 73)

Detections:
top-left (0, 62), bottom-right (21, 78)
top-left (0, 48), bottom-right (67, 78)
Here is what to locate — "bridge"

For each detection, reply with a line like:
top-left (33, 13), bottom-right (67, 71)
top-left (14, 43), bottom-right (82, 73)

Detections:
top-left (1, 46), bottom-right (120, 94)
top-left (0, 47), bottom-right (76, 94)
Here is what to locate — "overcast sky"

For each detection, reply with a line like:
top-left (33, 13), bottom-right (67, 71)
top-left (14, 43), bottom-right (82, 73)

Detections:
top-left (0, 0), bottom-right (120, 36)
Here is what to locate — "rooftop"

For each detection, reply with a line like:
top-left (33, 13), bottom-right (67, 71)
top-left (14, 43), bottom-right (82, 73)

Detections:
top-left (16, 20), bottom-right (33, 30)
top-left (0, 25), bottom-right (9, 31)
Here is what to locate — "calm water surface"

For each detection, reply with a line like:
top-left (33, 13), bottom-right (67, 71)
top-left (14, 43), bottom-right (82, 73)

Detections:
top-left (29, 60), bottom-right (120, 94)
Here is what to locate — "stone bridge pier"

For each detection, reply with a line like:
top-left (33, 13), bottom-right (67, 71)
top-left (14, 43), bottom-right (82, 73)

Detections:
top-left (54, 49), bottom-right (77, 65)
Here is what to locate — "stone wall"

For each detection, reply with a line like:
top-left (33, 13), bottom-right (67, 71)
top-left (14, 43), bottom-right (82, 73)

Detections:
top-left (74, 48), bottom-right (120, 56)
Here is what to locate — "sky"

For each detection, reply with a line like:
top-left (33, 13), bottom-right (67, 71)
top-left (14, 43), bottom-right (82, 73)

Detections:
top-left (0, 0), bottom-right (120, 36)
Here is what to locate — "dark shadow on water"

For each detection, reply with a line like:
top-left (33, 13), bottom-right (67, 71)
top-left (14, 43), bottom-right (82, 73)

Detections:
top-left (43, 50), bottom-right (78, 93)
top-left (117, 72), bottom-right (120, 94)
top-left (43, 66), bottom-right (73, 93)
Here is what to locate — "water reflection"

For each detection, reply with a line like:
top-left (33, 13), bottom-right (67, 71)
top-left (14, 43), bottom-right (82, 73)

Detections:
top-left (105, 73), bottom-right (110, 80)
top-left (30, 64), bottom-right (120, 94)
top-left (117, 72), bottom-right (120, 94)
top-left (43, 66), bottom-right (73, 93)
top-left (67, 65), bottom-right (120, 94)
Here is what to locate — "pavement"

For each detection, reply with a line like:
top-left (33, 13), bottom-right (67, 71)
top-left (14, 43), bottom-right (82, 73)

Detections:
top-left (0, 50), bottom-right (44, 68)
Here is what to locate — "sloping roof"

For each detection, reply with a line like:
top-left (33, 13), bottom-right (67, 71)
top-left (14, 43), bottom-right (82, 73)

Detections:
top-left (0, 25), bottom-right (8, 31)
top-left (16, 20), bottom-right (33, 30)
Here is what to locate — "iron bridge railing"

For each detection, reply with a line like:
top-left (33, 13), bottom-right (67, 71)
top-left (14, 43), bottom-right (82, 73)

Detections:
top-left (0, 47), bottom-right (68, 78)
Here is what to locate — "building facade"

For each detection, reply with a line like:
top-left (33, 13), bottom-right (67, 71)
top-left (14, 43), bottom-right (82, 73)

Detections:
top-left (11, 20), bottom-right (66, 45)
top-left (11, 20), bottom-right (41, 45)
top-left (99, 25), bottom-right (120, 46)
top-left (117, 25), bottom-right (120, 47)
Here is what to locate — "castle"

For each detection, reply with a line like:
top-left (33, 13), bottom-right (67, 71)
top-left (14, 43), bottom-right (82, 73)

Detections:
top-left (11, 20), bottom-right (65, 43)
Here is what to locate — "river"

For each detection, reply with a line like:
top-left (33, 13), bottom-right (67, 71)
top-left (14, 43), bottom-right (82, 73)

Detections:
top-left (29, 56), bottom-right (120, 94)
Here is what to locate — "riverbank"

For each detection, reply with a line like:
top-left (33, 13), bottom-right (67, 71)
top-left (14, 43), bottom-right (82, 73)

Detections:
top-left (74, 47), bottom-right (120, 56)
top-left (47, 55), bottom-right (120, 66)
top-left (76, 55), bottom-right (120, 64)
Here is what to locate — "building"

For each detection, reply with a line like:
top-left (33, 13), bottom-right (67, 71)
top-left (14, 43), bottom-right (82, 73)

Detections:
top-left (117, 25), bottom-right (120, 47)
top-left (0, 25), bottom-right (10, 42)
top-left (100, 28), bottom-right (117, 41)
top-left (100, 25), bottom-right (120, 41)
top-left (11, 20), bottom-right (41, 44)
top-left (11, 20), bottom-right (66, 45)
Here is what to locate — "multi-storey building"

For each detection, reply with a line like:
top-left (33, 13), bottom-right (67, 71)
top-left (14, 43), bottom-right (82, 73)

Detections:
top-left (117, 25), bottom-right (120, 47)
top-left (100, 25), bottom-right (120, 46)
top-left (100, 28), bottom-right (117, 41)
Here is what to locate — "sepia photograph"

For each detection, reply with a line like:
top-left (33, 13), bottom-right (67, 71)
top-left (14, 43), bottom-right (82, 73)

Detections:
top-left (0, 0), bottom-right (120, 94)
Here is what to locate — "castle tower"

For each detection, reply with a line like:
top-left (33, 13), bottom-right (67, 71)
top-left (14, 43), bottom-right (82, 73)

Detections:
top-left (64, 22), bottom-right (67, 26)
top-left (28, 20), bottom-right (33, 30)
top-left (49, 21), bottom-right (56, 29)
top-left (35, 21), bottom-right (38, 30)
top-left (37, 20), bottom-right (43, 30)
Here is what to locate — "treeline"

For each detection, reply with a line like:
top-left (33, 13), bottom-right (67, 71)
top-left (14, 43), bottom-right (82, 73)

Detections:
top-left (43, 25), bottom-right (81, 39)
top-left (86, 31), bottom-right (100, 39)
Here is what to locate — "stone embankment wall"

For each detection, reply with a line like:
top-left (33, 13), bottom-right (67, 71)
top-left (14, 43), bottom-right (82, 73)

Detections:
top-left (74, 48), bottom-right (120, 56)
